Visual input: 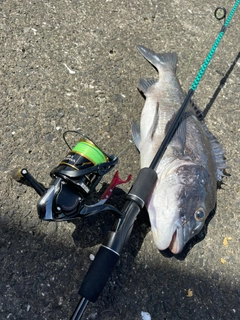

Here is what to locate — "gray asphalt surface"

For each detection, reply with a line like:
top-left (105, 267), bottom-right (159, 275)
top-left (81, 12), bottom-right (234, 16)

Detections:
top-left (1, 1), bottom-right (240, 319)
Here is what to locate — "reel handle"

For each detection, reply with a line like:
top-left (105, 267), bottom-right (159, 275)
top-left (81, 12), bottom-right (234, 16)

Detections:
top-left (11, 168), bottom-right (46, 196)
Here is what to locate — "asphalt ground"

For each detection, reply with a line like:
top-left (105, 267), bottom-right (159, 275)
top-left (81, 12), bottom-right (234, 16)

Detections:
top-left (1, 1), bottom-right (240, 319)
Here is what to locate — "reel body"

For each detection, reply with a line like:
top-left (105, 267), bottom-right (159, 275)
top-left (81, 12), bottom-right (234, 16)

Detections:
top-left (14, 132), bottom-right (118, 221)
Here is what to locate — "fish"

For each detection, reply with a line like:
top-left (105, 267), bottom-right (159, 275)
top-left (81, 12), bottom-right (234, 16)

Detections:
top-left (132, 45), bottom-right (227, 254)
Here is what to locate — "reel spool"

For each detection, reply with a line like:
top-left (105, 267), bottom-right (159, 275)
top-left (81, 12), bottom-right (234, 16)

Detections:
top-left (37, 131), bottom-right (118, 221)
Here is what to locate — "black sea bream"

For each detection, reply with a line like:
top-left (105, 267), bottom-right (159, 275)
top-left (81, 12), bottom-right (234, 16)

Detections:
top-left (132, 45), bottom-right (227, 254)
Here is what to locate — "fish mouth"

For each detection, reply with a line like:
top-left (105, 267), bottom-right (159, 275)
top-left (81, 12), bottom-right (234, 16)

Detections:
top-left (168, 230), bottom-right (178, 253)
top-left (152, 222), bottom-right (184, 254)
top-left (155, 228), bottom-right (182, 254)
top-left (166, 229), bottom-right (184, 254)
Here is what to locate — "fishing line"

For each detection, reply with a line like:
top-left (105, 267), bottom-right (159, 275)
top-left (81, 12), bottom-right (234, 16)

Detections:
top-left (150, 0), bottom-right (240, 170)
top-left (62, 130), bottom-right (109, 166)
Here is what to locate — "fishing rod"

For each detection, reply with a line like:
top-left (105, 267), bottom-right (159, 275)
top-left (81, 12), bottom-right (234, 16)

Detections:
top-left (71, 1), bottom-right (239, 319)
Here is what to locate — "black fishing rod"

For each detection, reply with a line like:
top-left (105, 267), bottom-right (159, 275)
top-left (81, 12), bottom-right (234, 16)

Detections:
top-left (71, 2), bottom-right (240, 319)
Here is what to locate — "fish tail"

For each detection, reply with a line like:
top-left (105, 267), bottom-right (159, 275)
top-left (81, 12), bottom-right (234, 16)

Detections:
top-left (137, 45), bottom-right (178, 71)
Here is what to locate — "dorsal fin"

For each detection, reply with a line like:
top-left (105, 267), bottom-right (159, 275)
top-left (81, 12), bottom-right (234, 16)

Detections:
top-left (201, 122), bottom-right (228, 181)
top-left (189, 99), bottom-right (205, 121)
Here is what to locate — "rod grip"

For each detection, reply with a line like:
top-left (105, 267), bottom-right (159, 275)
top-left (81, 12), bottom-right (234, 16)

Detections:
top-left (79, 246), bottom-right (119, 302)
top-left (127, 167), bottom-right (157, 206)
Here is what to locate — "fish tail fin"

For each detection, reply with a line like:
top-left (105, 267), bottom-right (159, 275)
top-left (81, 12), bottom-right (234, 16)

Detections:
top-left (137, 45), bottom-right (178, 71)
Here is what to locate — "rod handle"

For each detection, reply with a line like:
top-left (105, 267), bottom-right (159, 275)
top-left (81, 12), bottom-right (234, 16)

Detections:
top-left (78, 246), bottom-right (119, 302)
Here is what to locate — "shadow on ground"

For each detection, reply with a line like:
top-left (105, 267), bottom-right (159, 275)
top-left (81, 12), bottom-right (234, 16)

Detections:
top-left (1, 217), bottom-right (239, 320)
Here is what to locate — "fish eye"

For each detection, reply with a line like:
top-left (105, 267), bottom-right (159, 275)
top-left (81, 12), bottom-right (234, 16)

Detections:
top-left (195, 208), bottom-right (205, 221)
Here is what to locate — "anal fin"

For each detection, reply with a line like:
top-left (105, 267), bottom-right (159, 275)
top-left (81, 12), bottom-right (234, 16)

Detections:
top-left (138, 78), bottom-right (157, 95)
top-left (131, 121), bottom-right (141, 151)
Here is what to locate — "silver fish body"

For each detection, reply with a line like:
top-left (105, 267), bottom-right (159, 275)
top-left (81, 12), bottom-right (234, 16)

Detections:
top-left (132, 45), bottom-right (226, 254)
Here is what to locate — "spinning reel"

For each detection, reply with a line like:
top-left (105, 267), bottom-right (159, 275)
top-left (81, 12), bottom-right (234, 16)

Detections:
top-left (12, 131), bottom-right (131, 222)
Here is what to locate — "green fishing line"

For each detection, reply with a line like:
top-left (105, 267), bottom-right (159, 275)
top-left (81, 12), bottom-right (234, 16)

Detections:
top-left (72, 141), bottom-right (107, 165)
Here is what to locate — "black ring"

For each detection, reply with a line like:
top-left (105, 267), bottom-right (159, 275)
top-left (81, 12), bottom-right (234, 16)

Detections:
top-left (214, 7), bottom-right (227, 21)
